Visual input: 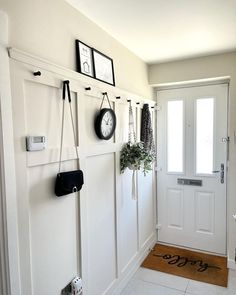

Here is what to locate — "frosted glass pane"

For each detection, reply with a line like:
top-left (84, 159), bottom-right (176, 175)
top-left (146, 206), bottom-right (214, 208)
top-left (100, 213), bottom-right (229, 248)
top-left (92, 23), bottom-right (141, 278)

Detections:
top-left (196, 98), bottom-right (214, 174)
top-left (167, 100), bottom-right (183, 173)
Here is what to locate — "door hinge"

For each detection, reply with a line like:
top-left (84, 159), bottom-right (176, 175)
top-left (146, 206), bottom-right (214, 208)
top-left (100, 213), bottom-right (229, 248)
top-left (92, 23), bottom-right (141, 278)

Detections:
top-left (156, 224), bottom-right (162, 230)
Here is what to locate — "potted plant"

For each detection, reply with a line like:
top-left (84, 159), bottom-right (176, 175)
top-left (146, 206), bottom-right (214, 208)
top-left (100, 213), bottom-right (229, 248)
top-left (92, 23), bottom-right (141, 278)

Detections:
top-left (120, 141), bottom-right (155, 175)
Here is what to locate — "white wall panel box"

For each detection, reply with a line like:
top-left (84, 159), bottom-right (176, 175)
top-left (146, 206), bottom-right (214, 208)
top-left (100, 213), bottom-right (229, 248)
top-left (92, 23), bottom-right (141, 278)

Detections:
top-left (26, 136), bottom-right (46, 151)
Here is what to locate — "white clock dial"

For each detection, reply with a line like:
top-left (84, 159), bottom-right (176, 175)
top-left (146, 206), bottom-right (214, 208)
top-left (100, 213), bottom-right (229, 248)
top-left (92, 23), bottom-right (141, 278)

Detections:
top-left (95, 108), bottom-right (116, 140)
top-left (101, 111), bottom-right (114, 136)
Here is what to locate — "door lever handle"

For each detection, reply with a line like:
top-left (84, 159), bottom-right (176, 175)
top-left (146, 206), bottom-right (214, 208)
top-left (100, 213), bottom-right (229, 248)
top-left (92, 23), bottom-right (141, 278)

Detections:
top-left (220, 163), bottom-right (224, 184)
top-left (212, 164), bottom-right (224, 183)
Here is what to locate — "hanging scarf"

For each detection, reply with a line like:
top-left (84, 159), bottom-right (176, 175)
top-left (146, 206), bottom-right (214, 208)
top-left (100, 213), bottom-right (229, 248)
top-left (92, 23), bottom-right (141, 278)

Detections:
top-left (141, 104), bottom-right (155, 155)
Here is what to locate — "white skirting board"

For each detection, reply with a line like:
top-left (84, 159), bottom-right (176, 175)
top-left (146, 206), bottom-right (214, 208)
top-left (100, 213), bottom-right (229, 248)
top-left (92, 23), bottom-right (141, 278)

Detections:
top-left (112, 236), bottom-right (156, 295)
top-left (228, 259), bottom-right (236, 270)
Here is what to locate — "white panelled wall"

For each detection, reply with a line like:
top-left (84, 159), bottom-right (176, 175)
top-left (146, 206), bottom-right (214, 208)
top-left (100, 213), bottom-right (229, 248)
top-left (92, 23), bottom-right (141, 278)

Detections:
top-left (9, 49), bottom-right (156, 295)
top-left (0, 12), bottom-right (21, 295)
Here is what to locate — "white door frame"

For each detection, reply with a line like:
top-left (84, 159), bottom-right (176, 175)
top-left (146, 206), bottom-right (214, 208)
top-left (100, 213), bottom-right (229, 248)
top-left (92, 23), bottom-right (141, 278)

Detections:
top-left (0, 10), bottom-right (21, 295)
top-left (156, 79), bottom-right (230, 254)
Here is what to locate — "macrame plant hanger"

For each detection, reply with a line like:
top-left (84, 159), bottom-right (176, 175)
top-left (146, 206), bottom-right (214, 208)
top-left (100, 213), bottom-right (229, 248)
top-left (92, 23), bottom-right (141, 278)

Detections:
top-left (128, 101), bottom-right (137, 200)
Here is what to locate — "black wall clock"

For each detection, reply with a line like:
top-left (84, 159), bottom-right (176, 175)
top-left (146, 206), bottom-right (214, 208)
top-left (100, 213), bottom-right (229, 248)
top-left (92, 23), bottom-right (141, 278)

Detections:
top-left (95, 93), bottom-right (116, 140)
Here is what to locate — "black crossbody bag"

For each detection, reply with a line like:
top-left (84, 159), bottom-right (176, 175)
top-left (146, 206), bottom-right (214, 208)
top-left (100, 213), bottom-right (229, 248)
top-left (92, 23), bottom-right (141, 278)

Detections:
top-left (55, 80), bottom-right (84, 197)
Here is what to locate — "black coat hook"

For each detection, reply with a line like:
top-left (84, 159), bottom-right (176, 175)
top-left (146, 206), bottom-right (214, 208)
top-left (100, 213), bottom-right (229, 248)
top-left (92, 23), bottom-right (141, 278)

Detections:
top-left (136, 102), bottom-right (140, 105)
top-left (85, 87), bottom-right (91, 91)
top-left (102, 92), bottom-right (107, 95)
top-left (33, 71), bottom-right (41, 76)
top-left (116, 96), bottom-right (121, 99)
top-left (151, 106), bottom-right (155, 109)
top-left (127, 99), bottom-right (131, 102)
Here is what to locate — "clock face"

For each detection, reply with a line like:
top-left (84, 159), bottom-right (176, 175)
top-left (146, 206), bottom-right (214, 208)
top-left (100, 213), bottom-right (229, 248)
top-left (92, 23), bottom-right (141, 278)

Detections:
top-left (95, 108), bottom-right (116, 140)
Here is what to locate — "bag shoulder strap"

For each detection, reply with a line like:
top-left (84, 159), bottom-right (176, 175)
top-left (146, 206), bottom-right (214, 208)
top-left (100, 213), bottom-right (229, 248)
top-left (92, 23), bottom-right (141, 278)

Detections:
top-left (58, 80), bottom-right (79, 173)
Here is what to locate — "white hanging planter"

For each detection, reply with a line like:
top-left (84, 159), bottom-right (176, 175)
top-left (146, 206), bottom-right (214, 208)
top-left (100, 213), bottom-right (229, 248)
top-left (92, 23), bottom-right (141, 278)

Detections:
top-left (120, 142), bottom-right (154, 175)
top-left (120, 103), bottom-right (155, 200)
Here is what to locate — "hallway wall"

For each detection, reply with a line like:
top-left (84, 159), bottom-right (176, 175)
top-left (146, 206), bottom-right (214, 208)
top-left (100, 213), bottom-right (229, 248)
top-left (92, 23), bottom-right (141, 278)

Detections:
top-left (0, 0), bottom-right (152, 98)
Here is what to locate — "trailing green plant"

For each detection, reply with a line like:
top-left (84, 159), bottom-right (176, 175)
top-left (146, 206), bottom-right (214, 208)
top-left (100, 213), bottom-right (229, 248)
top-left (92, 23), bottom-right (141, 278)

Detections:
top-left (120, 141), bottom-right (155, 175)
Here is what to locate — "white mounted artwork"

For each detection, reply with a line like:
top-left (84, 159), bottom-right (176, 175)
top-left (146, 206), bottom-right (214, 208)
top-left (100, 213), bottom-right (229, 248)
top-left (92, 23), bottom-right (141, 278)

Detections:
top-left (76, 40), bottom-right (94, 77)
top-left (93, 49), bottom-right (115, 86)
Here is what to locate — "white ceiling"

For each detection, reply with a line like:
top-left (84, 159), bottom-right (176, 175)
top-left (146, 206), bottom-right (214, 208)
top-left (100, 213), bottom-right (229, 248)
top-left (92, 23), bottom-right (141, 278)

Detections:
top-left (66, 0), bottom-right (236, 64)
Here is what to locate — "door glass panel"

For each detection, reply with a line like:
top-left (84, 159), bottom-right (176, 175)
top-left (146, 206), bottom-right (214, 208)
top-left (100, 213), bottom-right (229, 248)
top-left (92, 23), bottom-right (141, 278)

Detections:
top-left (196, 98), bottom-right (214, 174)
top-left (167, 100), bottom-right (183, 173)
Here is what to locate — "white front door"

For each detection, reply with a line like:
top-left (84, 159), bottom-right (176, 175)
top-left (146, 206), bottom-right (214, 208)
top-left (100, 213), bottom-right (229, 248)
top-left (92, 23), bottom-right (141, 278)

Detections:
top-left (157, 84), bottom-right (228, 255)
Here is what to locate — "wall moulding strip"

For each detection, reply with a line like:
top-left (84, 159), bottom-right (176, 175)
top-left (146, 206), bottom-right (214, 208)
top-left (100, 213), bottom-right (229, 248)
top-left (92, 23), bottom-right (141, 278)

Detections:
top-left (26, 146), bottom-right (81, 168)
top-left (8, 47), bottom-right (155, 107)
top-left (26, 143), bottom-right (120, 167)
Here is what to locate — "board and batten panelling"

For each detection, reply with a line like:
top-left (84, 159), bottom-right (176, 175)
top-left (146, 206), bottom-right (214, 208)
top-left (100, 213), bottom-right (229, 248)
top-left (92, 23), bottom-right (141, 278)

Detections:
top-left (29, 162), bottom-right (79, 295)
top-left (119, 169), bottom-right (139, 273)
top-left (138, 172), bottom-right (156, 248)
top-left (10, 62), bottom-right (82, 295)
top-left (85, 153), bottom-right (117, 295)
top-left (9, 49), bottom-right (156, 295)
top-left (24, 79), bottom-right (79, 295)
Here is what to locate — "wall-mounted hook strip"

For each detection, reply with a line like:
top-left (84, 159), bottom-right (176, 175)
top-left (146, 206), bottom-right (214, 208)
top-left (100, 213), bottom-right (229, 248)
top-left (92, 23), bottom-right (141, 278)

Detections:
top-left (116, 96), bottom-right (121, 99)
top-left (102, 92), bottom-right (107, 95)
top-left (85, 87), bottom-right (91, 91)
top-left (33, 71), bottom-right (41, 76)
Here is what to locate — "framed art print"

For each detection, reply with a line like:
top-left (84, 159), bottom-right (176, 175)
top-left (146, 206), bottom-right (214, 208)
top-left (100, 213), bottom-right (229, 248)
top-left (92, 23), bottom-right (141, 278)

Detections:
top-left (92, 49), bottom-right (115, 86)
top-left (76, 40), bottom-right (94, 77)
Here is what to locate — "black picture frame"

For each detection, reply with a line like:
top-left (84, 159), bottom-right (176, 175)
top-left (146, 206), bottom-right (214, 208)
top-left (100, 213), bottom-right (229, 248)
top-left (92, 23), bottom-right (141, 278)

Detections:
top-left (92, 49), bottom-right (115, 86)
top-left (75, 40), bottom-right (94, 78)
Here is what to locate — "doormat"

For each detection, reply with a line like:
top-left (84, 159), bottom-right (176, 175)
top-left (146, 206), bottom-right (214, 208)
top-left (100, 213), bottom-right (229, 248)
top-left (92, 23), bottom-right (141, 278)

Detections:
top-left (141, 244), bottom-right (228, 287)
